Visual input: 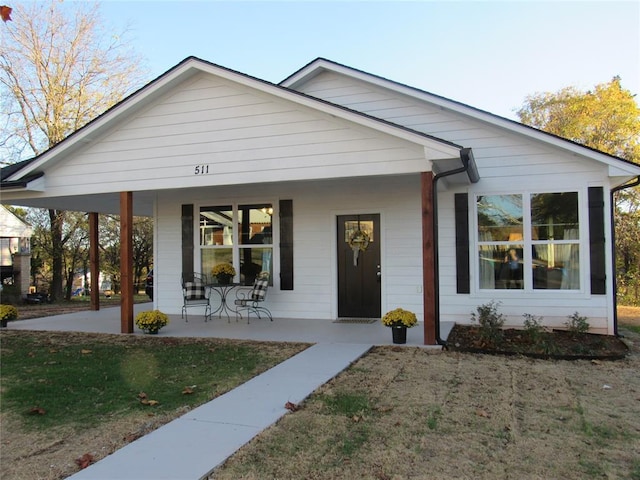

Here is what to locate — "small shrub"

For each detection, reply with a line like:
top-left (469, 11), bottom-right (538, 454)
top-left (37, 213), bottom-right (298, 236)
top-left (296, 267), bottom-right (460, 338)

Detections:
top-left (523, 313), bottom-right (546, 341)
top-left (471, 300), bottom-right (505, 344)
top-left (565, 312), bottom-right (590, 334)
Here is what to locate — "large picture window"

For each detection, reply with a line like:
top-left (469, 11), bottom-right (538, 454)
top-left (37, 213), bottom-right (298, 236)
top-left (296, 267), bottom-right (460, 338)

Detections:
top-left (477, 192), bottom-right (580, 291)
top-left (200, 203), bottom-right (273, 285)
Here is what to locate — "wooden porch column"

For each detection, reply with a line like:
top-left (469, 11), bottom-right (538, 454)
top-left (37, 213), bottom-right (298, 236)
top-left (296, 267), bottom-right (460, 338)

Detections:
top-left (120, 192), bottom-right (134, 333)
top-left (421, 172), bottom-right (437, 345)
top-left (89, 212), bottom-right (100, 311)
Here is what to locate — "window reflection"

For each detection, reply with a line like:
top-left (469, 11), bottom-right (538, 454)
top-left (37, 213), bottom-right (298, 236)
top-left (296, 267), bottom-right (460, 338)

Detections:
top-left (477, 192), bottom-right (580, 291)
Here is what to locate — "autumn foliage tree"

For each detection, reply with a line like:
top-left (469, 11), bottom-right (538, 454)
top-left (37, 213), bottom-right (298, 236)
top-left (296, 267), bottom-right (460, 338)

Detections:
top-left (517, 77), bottom-right (640, 304)
top-left (0, 1), bottom-right (147, 300)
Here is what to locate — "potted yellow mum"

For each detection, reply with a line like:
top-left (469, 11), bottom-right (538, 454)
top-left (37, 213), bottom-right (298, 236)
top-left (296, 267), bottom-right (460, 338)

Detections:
top-left (0, 304), bottom-right (18, 328)
top-left (135, 310), bottom-right (169, 334)
top-left (211, 263), bottom-right (236, 285)
top-left (381, 308), bottom-right (417, 344)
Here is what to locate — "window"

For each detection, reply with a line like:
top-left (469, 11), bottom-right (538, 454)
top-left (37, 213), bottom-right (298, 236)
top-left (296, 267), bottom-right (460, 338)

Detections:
top-left (200, 203), bottom-right (273, 285)
top-left (477, 192), bottom-right (580, 291)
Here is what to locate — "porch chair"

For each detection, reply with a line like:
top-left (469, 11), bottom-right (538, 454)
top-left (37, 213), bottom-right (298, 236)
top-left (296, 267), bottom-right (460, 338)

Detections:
top-left (234, 271), bottom-right (272, 323)
top-left (181, 272), bottom-right (212, 322)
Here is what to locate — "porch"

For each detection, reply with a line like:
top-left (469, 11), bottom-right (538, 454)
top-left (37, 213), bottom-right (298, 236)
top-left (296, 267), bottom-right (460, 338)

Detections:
top-left (7, 302), bottom-right (454, 347)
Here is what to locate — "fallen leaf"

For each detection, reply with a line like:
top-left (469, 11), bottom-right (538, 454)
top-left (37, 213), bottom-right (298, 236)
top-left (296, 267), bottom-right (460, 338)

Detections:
top-left (182, 386), bottom-right (195, 395)
top-left (75, 453), bottom-right (94, 469)
top-left (475, 408), bottom-right (491, 418)
top-left (81, 349), bottom-right (92, 354)
top-left (28, 406), bottom-right (46, 415)
top-left (147, 400), bottom-right (159, 406)
top-left (138, 392), bottom-right (147, 399)
top-left (123, 432), bottom-right (141, 443)
top-left (284, 401), bottom-right (299, 412)
top-left (352, 415), bottom-right (363, 423)
top-left (0, 5), bottom-right (12, 22)
top-left (591, 359), bottom-right (602, 365)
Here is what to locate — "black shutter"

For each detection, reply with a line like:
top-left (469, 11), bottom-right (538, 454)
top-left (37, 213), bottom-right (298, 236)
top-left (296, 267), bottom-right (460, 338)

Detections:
top-left (588, 187), bottom-right (606, 294)
top-left (279, 199), bottom-right (294, 290)
top-left (455, 193), bottom-right (470, 294)
top-left (181, 204), bottom-right (194, 278)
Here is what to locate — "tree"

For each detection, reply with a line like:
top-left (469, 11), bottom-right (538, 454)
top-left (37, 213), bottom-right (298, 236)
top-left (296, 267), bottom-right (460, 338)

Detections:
top-left (1, 1), bottom-right (147, 301)
top-left (517, 77), bottom-right (640, 305)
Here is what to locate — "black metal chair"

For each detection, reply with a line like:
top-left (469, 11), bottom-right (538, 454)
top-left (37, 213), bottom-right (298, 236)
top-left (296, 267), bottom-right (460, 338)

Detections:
top-left (181, 272), bottom-right (211, 322)
top-left (234, 272), bottom-right (272, 323)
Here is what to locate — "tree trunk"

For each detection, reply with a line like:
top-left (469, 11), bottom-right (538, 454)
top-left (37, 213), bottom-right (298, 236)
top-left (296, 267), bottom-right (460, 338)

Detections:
top-left (49, 209), bottom-right (64, 302)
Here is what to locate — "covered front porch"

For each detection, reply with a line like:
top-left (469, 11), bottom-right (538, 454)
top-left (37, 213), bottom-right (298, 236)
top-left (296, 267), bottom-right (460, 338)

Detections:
top-left (7, 303), bottom-right (454, 347)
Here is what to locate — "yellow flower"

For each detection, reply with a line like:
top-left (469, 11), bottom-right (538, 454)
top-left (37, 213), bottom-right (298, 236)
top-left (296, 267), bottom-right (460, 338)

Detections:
top-left (211, 263), bottom-right (236, 276)
top-left (0, 304), bottom-right (18, 322)
top-left (135, 310), bottom-right (169, 333)
top-left (381, 308), bottom-right (418, 328)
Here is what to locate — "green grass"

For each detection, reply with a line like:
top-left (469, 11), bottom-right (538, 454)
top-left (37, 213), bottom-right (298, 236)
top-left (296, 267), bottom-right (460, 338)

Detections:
top-left (0, 332), bottom-right (298, 430)
top-left (320, 391), bottom-right (371, 417)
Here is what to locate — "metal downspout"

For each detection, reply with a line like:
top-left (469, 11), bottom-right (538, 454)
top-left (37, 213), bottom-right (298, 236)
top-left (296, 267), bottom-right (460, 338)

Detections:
top-left (432, 148), bottom-right (479, 345)
top-left (610, 175), bottom-right (640, 337)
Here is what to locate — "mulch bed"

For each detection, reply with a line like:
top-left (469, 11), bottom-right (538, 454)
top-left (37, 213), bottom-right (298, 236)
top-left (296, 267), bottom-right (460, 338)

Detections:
top-left (445, 324), bottom-right (629, 360)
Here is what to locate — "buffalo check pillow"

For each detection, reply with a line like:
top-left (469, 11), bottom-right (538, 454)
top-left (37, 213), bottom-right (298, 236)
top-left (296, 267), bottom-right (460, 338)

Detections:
top-left (184, 281), bottom-right (205, 300)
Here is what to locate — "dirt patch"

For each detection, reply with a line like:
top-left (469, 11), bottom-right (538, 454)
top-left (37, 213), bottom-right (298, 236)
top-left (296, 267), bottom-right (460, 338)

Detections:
top-left (445, 325), bottom-right (629, 360)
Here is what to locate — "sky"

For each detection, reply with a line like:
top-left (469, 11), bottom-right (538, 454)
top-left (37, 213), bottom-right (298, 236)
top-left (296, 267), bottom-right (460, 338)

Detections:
top-left (53, 1), bottom-right (640, 121)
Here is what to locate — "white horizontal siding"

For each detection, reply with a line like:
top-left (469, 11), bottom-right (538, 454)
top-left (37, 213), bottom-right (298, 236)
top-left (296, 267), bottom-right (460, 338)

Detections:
top-left (154, 175), bottom-right (425, 321)
top-left (43, 73), bottom-right (431, 197)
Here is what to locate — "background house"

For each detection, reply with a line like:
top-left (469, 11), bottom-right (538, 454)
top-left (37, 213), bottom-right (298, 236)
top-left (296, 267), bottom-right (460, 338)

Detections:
top-left (0, 205), bottom-right (32, 298)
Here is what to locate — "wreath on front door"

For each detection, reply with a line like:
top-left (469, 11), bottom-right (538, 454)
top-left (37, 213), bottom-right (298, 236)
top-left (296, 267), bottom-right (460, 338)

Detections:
top-left (348, 229), bottom-right (370, 266)
top-left (348, 229), bottom-right (370, 252)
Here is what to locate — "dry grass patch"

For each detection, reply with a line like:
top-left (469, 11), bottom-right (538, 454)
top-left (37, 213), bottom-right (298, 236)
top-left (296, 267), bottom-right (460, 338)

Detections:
top-left (213, 331), bottom-right (640, 480)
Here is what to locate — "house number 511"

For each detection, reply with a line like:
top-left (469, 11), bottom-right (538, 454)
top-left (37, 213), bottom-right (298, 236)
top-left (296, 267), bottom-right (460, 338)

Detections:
top-left (194, 165), bottom-right (209, 175)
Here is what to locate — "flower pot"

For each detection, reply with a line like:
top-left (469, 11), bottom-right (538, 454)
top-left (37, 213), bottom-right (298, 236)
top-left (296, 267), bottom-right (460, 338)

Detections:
top-left (144, 328), bottom-right (159, 335)
top-left (217, 274), bottom-right (232, 285)
top-left (392, 326), bottom-right (407, 344)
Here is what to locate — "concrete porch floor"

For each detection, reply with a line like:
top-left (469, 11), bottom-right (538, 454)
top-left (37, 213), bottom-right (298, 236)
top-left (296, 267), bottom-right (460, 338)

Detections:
top-left (8, 302), bottom-right (454, 346)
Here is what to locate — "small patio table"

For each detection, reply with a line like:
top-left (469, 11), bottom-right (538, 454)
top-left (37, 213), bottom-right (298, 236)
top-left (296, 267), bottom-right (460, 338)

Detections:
top-left (206, 283), bottom-right (241, 322)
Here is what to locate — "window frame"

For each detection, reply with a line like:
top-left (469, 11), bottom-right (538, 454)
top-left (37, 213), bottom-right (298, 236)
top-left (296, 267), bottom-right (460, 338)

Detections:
top-left (473, 189), bottom-right (585, 294)
top-left (196, 201), bottom-right (276, 286)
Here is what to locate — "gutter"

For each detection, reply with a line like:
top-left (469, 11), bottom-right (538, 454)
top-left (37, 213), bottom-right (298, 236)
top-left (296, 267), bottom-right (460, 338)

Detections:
top-left (610, 175), bottom-right (640, 337)
top-left (432, 147), bottom-right (479, 345)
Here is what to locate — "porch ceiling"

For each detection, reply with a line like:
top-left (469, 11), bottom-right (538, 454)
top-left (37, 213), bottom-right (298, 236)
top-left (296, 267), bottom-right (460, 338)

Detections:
top-left (1, 190), bottom-right (156, 216)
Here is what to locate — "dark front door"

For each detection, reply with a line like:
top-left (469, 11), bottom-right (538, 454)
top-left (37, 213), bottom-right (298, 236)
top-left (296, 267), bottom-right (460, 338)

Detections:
top-left (337, 214), bottom-right (381, 318)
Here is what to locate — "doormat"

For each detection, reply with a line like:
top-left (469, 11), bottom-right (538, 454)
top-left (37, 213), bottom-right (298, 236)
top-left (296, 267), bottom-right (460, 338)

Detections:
top-left (333, 318), bottom-right (378, 324)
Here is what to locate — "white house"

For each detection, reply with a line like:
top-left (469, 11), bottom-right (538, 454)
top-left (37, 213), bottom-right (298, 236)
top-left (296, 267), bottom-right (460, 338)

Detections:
top-left (0, 205), bottom-right (32, 296)
top-left (1, 57), bottom-right (638, 343)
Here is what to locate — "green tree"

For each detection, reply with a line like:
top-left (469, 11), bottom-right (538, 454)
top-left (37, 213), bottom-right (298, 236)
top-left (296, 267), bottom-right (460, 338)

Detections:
top-left (517, 77), bottom-right (640, 305)
top-left (1, 1), bottom-right (147, 301)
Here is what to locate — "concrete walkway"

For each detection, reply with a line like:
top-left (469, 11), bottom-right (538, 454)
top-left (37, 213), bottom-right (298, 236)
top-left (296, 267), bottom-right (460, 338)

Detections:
top-left (66, 342), bottom-right (370, 480)
top-left (9, 305), bottom-right (451, 479)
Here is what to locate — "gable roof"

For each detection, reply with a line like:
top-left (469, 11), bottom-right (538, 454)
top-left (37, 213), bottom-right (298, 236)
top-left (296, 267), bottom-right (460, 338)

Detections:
top-left (3, 56), bottom-right (463, 186)
top-left (281, 57), bottom-right (640, 183)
